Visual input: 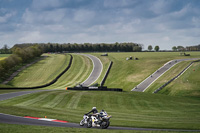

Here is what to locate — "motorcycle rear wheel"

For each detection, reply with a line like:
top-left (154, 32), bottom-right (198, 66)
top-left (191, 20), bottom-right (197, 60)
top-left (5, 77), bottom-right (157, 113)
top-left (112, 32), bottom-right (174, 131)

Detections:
top-left (86, 118), bottom-right (92, 128)
top-left (101, 121), bottom-right (110, 129)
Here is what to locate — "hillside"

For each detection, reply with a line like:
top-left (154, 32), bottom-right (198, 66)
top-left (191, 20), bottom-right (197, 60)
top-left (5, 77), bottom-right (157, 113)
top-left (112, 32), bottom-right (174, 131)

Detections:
top-left (91, 52), bottom-right (200, 91)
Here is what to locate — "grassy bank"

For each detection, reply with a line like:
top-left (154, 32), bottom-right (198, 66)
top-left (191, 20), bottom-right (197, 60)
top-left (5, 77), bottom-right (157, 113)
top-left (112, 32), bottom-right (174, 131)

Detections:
top-left (90, 52), bottom-right (200, 91)
top-left (44, 54), bottom-right (93, 89)
top-left (0, 90), bottom-right (199, 130)
top-left (145, 61), bottom-right (192, 93)
top-left (7, 54), bottom-right (71, 87)
top-left (2, 53), bottom-right (93, 89)
top-left (158, 61), bottom-right (200, 98)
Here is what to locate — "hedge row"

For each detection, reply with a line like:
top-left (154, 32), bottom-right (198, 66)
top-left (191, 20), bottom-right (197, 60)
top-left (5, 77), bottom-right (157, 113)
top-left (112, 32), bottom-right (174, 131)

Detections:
top-left (0, 45), bottom-right (43, 81)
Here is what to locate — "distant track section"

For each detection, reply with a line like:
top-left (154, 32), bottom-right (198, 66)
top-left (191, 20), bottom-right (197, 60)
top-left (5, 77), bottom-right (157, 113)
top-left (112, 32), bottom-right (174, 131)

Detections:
top-left (79, 54), bottom-right (103, 87)
top-left (132, 58), bottom-right (200, 92)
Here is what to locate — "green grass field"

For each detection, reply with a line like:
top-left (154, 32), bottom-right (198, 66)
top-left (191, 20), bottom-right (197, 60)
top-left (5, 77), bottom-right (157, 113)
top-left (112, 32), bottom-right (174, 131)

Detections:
top-left (145, 61), bottom-right (192, 93)
top-left (0, 90), bottom-right (199, 130)
top-left (90, 52), bottom-right (200, 91)
top-left (1, 52), bottom-right (200, 132)
top-left (158, 61), bottom-right (200, 98)
top-left (44, 53), bottom-right (93, 89)
top-left (0, 123), bottom-right (184, 133)
top-left (5, 53), bottom-right (92, 89)
top-left (8, 54), bottom-right (71, 87)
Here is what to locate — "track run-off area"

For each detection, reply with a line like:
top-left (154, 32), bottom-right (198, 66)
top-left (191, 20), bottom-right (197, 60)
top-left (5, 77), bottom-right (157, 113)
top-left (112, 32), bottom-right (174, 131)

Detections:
top-left (0, 90), bottom-right (199, 132)
top-left (0, 53), bottom-right (200, 132)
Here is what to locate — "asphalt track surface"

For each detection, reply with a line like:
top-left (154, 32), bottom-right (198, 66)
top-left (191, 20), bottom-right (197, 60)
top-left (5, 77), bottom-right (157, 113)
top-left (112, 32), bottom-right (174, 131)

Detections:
top-left (132, 58), bottom-right (200, 92)
top-left (80, 54), bottom-right (103, 87)
top-left (1, 90), bottom-right (200, 132)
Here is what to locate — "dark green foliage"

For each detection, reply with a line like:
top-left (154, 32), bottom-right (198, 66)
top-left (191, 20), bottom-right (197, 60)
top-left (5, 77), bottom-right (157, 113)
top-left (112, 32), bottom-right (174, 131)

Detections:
top-left (0, 45), bottom-right (43, 82)
top-left (13, 42), bottom-right (143, 52)
top-left (172, 46), bottom-right (177, 51)
top-left (148, 45), bottom-right (153, 51)
top-left (154, 45), bottom-right (160, 52)
top-left (0, 44), bottom-right (12, 54)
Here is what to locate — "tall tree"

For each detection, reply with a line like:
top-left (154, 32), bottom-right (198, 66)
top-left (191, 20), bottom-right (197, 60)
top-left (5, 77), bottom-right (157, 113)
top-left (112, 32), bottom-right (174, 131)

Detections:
top-left (148, 45), bottom-right (153, 51)
top-left (172, 46), bottom-right (177, 51)
top-left (177, 46), bottom-right (185, 51)
top-left (154, 45), bottom-right (160, 52)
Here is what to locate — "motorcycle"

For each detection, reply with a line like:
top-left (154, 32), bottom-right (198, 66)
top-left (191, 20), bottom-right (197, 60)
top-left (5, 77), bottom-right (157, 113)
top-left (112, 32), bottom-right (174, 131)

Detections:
top-left (80, 110), bottom-right (112, 129)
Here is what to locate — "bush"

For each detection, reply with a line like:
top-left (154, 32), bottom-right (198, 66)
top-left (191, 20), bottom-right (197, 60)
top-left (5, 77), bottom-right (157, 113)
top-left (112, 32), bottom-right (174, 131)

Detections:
top-left (0, 45), bottom-right (43, 82)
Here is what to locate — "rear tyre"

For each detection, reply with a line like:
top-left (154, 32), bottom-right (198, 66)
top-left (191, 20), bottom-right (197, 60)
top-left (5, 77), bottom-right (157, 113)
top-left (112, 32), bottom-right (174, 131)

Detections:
top-left (101, 121), bottom-right (110, 129)
top-left (87, 118), bottom-right (92, 128)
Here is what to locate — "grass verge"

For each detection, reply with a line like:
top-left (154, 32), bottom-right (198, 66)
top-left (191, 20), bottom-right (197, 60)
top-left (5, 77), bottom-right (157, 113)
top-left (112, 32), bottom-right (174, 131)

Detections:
top-left (0, 90), bottom-right (199, 130)
top-left (0, 123), bottom-right (184, 133)
top-left (158, 62), bottom-right (200, 98)
top-left (145, 61), bottom-right (192, 93)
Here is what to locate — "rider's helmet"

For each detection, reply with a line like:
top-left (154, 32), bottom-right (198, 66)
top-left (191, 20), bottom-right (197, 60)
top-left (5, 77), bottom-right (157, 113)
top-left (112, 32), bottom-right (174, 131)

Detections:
top-left (92, 107), bottom-right (96, 110)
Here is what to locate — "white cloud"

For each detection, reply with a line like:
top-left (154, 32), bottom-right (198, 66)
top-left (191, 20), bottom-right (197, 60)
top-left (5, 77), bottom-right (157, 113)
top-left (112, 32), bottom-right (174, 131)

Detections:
top-left (22, 8), bottom-right (66, 24)
top-left (31, 0), bottom-right (63, 10)
top-left (19, 31), bottom-right (42, 42)
top-left (150, 0), bottom-right (170, 15)
top-left (0, 11), bottom-right (16, 23)
top-left (73, 9), bottom-right (95, 23)
top-left (103, 0), bottom-right (137, 8)
top-left (192, 17), bottom-right (200, 27)
top-left (0, 0), bottom-right (200, 50)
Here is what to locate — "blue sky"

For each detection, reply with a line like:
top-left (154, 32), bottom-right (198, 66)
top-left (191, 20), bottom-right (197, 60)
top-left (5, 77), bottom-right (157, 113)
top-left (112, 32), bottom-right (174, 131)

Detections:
top-left (0, 0), bottom-right (200, 50)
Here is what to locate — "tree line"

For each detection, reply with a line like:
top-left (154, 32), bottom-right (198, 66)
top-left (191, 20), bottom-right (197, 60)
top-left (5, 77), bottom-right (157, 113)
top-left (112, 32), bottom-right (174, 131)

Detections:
top-left (0, 45), bottom-right (12, 54)
top-left (0, 45), bottom-right (43, 82)
top-left (14, 42), bottom-right (143, 53)
top-left (147, 45), bottom-right (160, 51)
top-left (172, 44), bottom-right (200, 51)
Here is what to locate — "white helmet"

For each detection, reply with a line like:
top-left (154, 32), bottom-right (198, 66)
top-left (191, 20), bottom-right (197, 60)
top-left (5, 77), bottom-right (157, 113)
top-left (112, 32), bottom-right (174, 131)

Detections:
top-left (92, 107), bottom-right (96, 110)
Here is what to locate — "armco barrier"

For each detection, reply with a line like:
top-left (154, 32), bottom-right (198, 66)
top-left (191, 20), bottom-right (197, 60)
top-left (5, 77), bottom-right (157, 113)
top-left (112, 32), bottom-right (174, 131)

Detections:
top-left (67, 86), bottom-right (123, 92)
top-left (100, 61), bottom-right (113, 86)
top-left (153, 60), bottom-right (200, 93)
top-left (0, 54), bottom-right (73, 89)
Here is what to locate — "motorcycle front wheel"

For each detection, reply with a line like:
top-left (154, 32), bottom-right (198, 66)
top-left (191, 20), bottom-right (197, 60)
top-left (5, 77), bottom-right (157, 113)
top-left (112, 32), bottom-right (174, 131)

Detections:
top-left (80, 119), bottom-right (84, 126)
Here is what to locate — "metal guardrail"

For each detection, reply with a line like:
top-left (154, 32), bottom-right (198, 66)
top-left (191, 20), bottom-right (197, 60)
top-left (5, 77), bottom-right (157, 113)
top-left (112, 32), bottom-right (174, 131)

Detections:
top-left (100, 61), bottom-right (113, 87)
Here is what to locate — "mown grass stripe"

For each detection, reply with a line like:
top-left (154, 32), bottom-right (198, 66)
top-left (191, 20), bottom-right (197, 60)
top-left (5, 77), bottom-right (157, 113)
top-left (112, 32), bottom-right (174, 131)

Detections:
top-left (42, 92), bottom-right (72, 108)
top-left (15, 91), bottom-right (55, 106)
top-left (66, 92), bottom-right (86, 109)
top-left (65, 56), bottom-right (86, 86)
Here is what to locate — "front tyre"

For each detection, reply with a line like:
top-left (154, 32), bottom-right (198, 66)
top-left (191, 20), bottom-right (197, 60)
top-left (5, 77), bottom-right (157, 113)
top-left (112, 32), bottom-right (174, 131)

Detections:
top-left (101, 121), bottom-right (110, 129)
top-left (86, 118), bottom-right (92, 128)
top-left (80, 119), bottom-right (84, 126)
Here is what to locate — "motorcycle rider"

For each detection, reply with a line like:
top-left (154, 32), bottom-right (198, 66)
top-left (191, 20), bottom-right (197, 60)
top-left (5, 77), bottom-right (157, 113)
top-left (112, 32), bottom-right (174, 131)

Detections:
top-left (85, 107), bottom-right (101, 124)
top-left (85, 107), bottom-right (98, 115)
